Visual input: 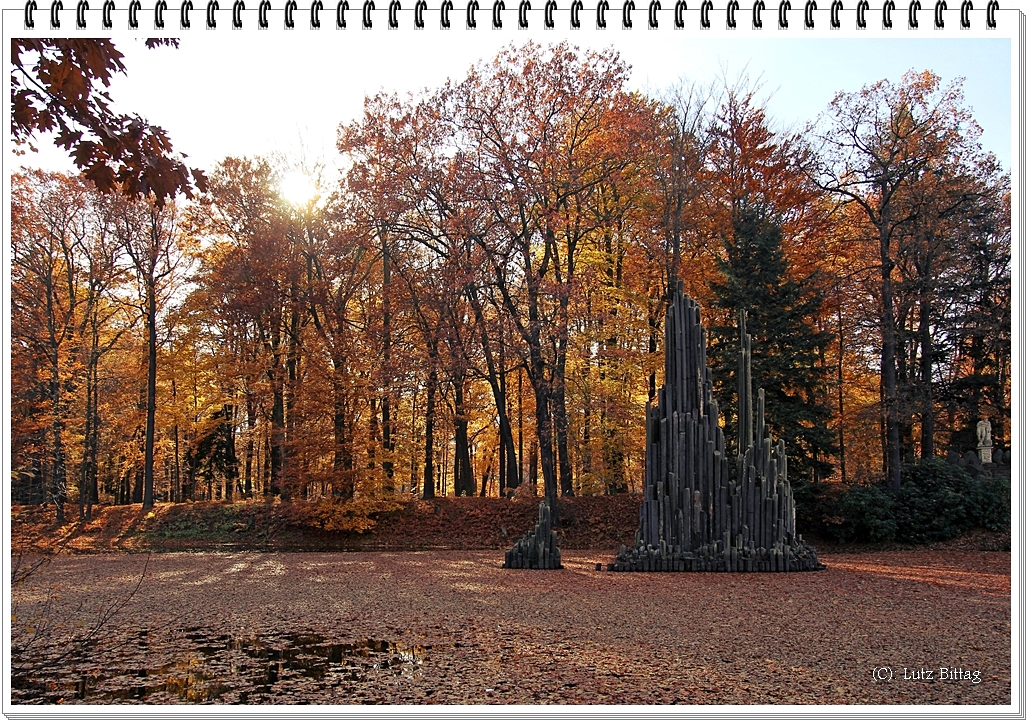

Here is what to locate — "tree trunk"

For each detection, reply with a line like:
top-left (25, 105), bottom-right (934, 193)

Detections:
top-left (879, 221), bottom-right (902, 491)
top-left (332, 363), bottom-right (355, 499)
top-left (269, 368), bottom-right (286, 498)
top-left (49, 369), bottom-right (67, 523)
top-left (466, 286), bottom-right (518, 495)
top-left (244, 390), bottom-right (256, 497)
top-left (554, 278), bottom-right (575, 498)
top-left (529, 439), bottom-right (539, 496)
top-left (368, 398), bottom-right (380, 470)
top-left (381, 245), bottom-right (394, 489)
top-left (382, 394), bottom-right (394, 491)
top-left (453, 373), bottom-right (475, 497)
top-left (283, 303), bottom-right (301, 502)
top-left (532, 378), bottom-right (557, 515)
top-left (552, 386), bottom-right (574, 497)
top-left (918, 295), bottom-right (935, 458)
top-left (518, 367), bottom-right (524, 490)
top-left (648, 290), bottom-right (661, 402)
top-left (836, 302), bottom-right (846, 485)
top-left (81, 351), bottom-right (99, 520)
top-left (582, 391), bottom-right (592, 480)
top-left (223, 403), bottom-right (238, 500)
top-left (142, 277), bottom-right (157, 509)
top-left (423, 351), bottom-right (438, 499)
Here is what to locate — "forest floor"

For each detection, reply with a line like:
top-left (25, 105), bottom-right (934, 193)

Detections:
top-left (9, 497), bottom-right (1013, 706)
top-left (10, 548), bottom-right (1010, 705)
top-left (9, 495), bottom-right (1011, 556)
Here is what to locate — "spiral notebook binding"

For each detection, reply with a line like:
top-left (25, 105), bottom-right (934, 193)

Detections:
top-left (26, 0), bottom-right (1008, 31)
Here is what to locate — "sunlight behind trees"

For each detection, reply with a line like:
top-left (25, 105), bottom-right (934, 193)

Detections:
top-left (10, 43), bottom-right (1010, 523)
top-left (278, 171), bottom-right (321, 207)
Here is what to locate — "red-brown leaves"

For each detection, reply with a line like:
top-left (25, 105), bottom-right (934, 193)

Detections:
top-left (11, 39), bottom-right (204, 206)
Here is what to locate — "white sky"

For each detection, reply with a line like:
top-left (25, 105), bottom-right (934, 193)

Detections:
top-left (14, 32), bottom-right (1012, 177)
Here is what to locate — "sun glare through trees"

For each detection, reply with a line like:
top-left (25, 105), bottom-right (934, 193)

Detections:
top-left (279, 171), bottom-right (320, 207)
top-left (11, 42), bottom-right (1010, 516)
top-left (8, 30), bottom-right (1014, 708)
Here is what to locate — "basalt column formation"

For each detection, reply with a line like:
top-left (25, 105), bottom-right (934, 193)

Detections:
top-left (609, 285), bottom-right (821, 572)
top-left (503, 500), bottom-right (563, 570)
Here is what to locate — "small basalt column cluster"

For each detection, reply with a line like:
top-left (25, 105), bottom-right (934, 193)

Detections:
top-left (503, 500), bottom-right (562, 569)
top-left (610, 285), bottom-right (821, 572)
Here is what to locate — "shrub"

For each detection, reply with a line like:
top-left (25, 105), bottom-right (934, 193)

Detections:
top-left (791, 478), bottom-right (832, 537)
top-left (821, 458), bottom-right (1010, 545)
top-left (823, 482), bottom-right (897, 543)
top-left (894, 458), bottom-right (972, 543)
top-left (966, 474), bottom-right (1011, 532)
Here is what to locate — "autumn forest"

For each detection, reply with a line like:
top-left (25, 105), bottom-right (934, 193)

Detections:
top-left (11, 42), bottom-right (1011, 524)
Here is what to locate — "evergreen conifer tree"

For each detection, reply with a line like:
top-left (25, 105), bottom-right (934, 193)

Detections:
top-left (708, 202), bottom-right (837, 485)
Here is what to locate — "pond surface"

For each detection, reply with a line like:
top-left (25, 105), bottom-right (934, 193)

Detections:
top-left (13, 628), bottom-right (432, 704)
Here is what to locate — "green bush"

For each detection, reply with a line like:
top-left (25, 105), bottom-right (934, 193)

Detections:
top-left (823, 483), bottom-right (897, 543)
top-left (893, 459), bottom-right (968, 543)
top-left (791, 478), bottom-right (832, 537)
top-left (820, 458), bottom-right (1009, 544)
top-left (966, 475), bottom-right (1011, 532)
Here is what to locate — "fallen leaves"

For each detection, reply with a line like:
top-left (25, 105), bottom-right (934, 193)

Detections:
top-left (8, 548), bottom-right (1010, 705)
top-left (11, 495), bottom-right (644, 555)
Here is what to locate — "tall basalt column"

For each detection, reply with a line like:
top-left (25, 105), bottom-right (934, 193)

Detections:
top-left (610, 285), bottom-right (822, 572)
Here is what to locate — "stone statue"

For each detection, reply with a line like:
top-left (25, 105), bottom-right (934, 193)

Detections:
top-left (977, 418), bottom-right (992, 447)
top-left (977, 418), bottom-right (993, 464)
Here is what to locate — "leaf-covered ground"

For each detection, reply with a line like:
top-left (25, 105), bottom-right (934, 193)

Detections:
top-left (11, 548), bottom-right (1009, 705)
top-left (11, 496), bottom-right (1010, 556)
top-left (10, 495), bottom-right (645, 555)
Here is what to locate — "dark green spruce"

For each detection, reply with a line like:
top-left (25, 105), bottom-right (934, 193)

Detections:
top-left (708, 203), bottom-right (837, 486)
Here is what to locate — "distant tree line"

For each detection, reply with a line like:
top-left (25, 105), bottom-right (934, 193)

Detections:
top-left (11, 42), bottom-right (1010, 520)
